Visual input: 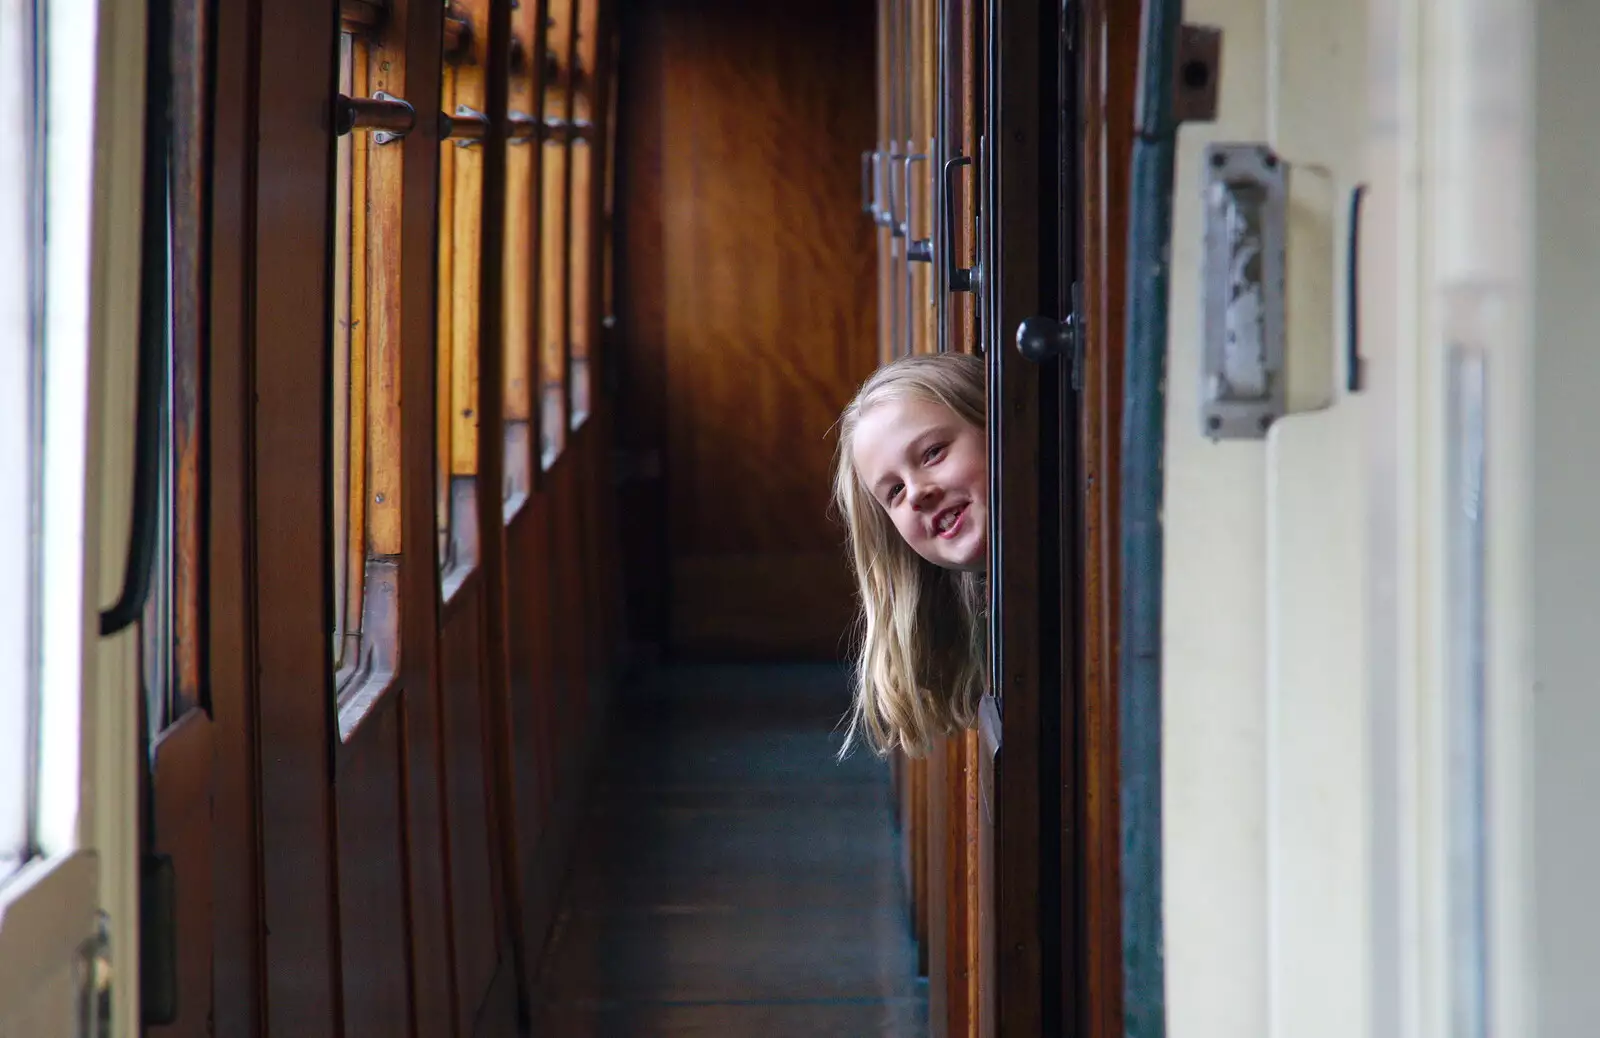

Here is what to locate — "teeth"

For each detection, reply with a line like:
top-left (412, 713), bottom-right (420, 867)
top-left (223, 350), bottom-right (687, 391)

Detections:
top-left (938, 508), bottom-right (959, 532)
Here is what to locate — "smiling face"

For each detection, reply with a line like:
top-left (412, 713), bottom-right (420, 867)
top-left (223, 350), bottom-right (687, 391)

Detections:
top-left (850, 394), bottom-right (987, 572)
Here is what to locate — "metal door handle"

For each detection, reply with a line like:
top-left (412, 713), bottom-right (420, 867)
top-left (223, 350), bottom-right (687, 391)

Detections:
top-left (861, 150), bottom-right (877, 217)
top-left (888, 156), bottom-right (906, 239)
top-left (943, 155), bottom-right (976, 292)
top-left (903, 154), bottom-right (931, 262)
top-left (334, 91), bottom-right (416, 144)
top-left (874, 152), bottom-right (896, 229)
top-left (508, 110), bottom-right (539, 143)
top-left (1016, 314), bottom-right (1075, 363)
top-left (440, 104), bottom-right (489, 145)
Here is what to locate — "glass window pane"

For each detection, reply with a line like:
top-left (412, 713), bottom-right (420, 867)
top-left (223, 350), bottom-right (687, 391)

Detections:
top-left (439, 15), bottom-right (484, 583)
top-left (38, 0), bottom-right (98, 857)
top-left (0, 0), bottom-right (39, 876)
top-left (566, 0), bottom-right (598, 429)
top-left (538, 0), bottom-right (574, 468)
top-left (502, 9), bottom-right (537, 509)
top-left (332, 30), bottom-right (360, 675)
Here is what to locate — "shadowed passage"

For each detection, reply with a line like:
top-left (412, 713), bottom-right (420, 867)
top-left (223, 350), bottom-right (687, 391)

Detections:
top-left (532, 663), bottom-right (928, 1036)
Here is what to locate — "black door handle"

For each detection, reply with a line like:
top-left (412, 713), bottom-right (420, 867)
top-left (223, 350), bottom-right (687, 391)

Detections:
top-left (1015, 314), bottom-right (1075, 364)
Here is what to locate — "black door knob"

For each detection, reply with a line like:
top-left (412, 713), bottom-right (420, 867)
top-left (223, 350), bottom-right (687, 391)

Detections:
top-left (1016, 315), bottom-right (1075, 364)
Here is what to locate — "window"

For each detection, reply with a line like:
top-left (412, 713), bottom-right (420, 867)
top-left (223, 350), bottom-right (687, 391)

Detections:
top-left (438, 1), bottom-right (485, 584)
top-left (502, 3), bottom-right (541, 510)
top-left (566, 0), bottom-right (598, 428)
top-left (0, 0), bottom-right (41, 878)
top-left (601, 43), bottom-right (618, 341)
top-left (539, 0), bottom-right (575, 467)
top-left (143, 0), bottom-right (209, 739)
top-left (331, 4), bottom-right (404, 704)
top-left (3, 0), bottom-right (100, 874)
top-left (332, 27), bottom-right (368, 681)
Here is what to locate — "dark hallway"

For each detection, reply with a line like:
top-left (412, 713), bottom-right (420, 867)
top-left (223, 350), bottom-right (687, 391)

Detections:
top-left (530, 665), bottom-right (928, 1036)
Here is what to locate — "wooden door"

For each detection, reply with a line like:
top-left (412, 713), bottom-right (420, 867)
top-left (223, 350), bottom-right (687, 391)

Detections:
top-left (613, 0), bottom-right (878, 661)
top-left (138, 0), bottom-right (226, 1026)
top-left (981, 0), bottom-right (1084, 1033)
top-left (1077, 0), bottom-right (1139, 1031)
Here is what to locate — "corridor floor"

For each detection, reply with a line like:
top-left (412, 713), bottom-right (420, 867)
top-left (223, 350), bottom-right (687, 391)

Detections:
top-left (531, 664), bottom-right (929, 1036)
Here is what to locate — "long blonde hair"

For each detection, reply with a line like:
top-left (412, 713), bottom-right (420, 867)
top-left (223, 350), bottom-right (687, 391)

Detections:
top-left (832, 352), bottom-right (987, 759)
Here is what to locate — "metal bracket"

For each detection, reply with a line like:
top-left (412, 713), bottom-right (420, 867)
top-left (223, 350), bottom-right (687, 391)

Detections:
top-left (1173, 24), bottom-right (1222, 124)
top-left (1200, 143), bottom-right (1287, 440)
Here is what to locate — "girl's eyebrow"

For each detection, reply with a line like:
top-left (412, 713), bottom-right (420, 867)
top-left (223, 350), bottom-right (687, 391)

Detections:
top-left (904, 423), bottom-right (951, 457)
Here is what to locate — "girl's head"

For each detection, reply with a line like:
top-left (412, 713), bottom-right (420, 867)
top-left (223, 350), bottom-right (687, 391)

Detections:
top-left (832, 352), bottom-right (988, 759)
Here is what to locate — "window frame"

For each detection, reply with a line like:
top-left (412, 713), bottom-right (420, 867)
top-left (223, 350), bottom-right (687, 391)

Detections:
top-left (537, 0), bottom-right (577, 470)
top-left (565, 0), bottom-right (600, 430)
top-left (500, 0), bottom-right (549, 518)
top-left (331, 2), bottom-right (406, 729)
top-left (437, 0), bottom-right (488, 596)
top-left (0, 0), bottom-right (42, 882)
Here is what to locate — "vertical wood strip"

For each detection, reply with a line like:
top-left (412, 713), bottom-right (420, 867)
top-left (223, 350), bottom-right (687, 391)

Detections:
top-left (366, 30), bottom-right (405, 557)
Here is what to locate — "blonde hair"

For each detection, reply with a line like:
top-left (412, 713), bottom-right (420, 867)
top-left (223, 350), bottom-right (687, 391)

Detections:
top-left (832, 352), bottom-right (987, 759)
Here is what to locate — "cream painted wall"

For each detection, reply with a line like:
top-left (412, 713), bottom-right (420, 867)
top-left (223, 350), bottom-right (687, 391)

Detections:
top-left (1362, 0), bottom-right (1534, 1033)
top-left (1163, 0), bottom-right (1270, 1030)
top-left (1164, 0), bottom-right (1372, 1033)
top-left (1531, 0), bottom-right (1600, 1032)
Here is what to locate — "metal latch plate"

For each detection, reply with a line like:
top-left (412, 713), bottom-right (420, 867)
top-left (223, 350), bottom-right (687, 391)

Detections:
top-left (1201, 143), bottom-right (1288, 440)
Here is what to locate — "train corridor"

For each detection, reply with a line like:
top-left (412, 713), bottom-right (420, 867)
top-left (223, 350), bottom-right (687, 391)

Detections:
top-left (529, 664), bottom-right (927, 1036)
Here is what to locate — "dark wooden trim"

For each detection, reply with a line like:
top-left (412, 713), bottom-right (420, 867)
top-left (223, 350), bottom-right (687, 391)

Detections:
top-left (206, 0), bottom-right (263, 1028)
top-left (250, 0), bottom-right (342, 1029)
top-left (556, 0), bottom-right (580, 444)
top-left (388, 0), bottom-right (456, 1032)
top-left (468, 0), bottom-right (528, 1017)
top-left (341, 0), bottom-right (386, 34)
top-left (986, 0), bottom-right (1057, 1034)
top-left (1077, 0), bottom-right (1137, 1033)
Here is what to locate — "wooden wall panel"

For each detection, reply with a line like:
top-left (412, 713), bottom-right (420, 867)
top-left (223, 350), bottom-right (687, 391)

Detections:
top-left (615, 0), bottom-right (877, 659)
top-left (1078, 0), bottom-right (1137, 1032)
top-left (206, 0), bottom-right (263, 1020)
top-left (504, 501), bottom-right (558, 927)
top-left (252, 0), bottom-right (342, 1028)
top-left (440, 587), bottom-right (504, 1034)
top-left (335, 704), bottom-right (414, 1038)
top-left (148, 715), bottom-right (215, 1038)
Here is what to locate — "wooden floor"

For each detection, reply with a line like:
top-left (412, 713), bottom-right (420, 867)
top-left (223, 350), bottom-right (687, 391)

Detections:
top-left (531, 663), bottom-right (928, 1036)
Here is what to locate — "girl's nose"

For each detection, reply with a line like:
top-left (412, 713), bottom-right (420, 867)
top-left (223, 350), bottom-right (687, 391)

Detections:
top-left (909, 482), bottom-right (941, 510)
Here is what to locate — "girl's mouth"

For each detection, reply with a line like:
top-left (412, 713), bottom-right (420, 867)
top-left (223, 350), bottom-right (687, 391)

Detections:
top-left (935, 504), bottom-right (967, 539)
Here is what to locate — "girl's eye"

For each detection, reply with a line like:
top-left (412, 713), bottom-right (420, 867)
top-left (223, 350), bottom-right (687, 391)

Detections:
top-left (887, 482), bottom-right (904, 505)
top-left (923, 443), bottom-right (947, 464)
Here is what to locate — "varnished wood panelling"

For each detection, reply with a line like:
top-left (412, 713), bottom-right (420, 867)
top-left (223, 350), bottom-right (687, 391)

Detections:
top-left (668, 552), bottom-right (856, 660)
top-left (335, 702), bottom-right (414, 1038)
top-left (612, 2), bottom-right (669, 650)
top-left (148, 714), bottom-right (215, 1038)
top-left (617, 0), bottom-right (877, 659)
top-left (1078, 0), bottom-right (1136, 1032)
top-left (504, 501), bottom-right (558, 918)
top-left (386, 0), bottom-right (455, 1034)
top-left (549, 457), bottom-right (589, 750)
top-left (206, 0), bottom-right (263, 1026)
top-left (440, 587), bottom-right (504, 1034)
top-left (252, 0), bottom-right (342, 1028)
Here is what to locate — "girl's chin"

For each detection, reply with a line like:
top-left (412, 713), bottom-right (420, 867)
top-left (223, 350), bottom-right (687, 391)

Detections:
top-left (924, 540), bottom-right (986, 573)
